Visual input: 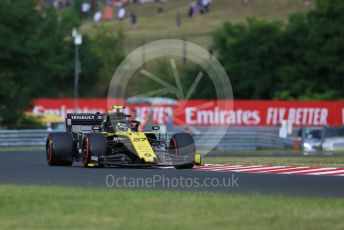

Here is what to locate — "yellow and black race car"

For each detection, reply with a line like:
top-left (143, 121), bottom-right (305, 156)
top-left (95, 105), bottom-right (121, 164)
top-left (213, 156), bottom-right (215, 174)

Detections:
top-left (46, 106), bottom-right (201, 169)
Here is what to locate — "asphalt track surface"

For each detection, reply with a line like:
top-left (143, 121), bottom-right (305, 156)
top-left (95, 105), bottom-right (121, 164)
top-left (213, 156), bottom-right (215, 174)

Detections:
top-left (1, 151), bottom-right (344, 198)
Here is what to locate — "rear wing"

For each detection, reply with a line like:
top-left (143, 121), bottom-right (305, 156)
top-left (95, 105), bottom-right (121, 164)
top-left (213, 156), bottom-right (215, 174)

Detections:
top-left (65, 113), bottom-right (105, 132)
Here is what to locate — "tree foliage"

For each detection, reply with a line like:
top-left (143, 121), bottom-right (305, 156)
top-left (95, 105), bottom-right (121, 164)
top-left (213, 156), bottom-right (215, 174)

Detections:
top-left (90, 26), bottom-right (125, 97)
top-left (0, 0), bottom-right (123, 127)
top-left (214, 0), bottom-right (344, 100)
top-left (0, 0), bottom-right (66, 126)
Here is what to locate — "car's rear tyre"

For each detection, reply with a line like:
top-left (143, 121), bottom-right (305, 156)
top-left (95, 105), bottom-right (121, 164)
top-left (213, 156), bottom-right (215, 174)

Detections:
top-left (170, 133), bottom-right (196, 169)
top-left (46, 132), bottom-right (74, 166)
top-left (83, 133), bottom-right (106, 167)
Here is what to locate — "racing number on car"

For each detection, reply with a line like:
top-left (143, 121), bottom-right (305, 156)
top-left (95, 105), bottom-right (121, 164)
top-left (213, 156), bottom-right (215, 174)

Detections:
top-left (133, 138), bottom-right (146, 142)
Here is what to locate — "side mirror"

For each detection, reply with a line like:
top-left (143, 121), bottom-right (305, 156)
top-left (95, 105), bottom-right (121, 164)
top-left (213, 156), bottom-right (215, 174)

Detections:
top-left (152, 126), bottom-right (160, 131)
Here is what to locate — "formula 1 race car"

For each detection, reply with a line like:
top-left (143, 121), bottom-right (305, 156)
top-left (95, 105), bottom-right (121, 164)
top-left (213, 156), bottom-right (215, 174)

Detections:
top-left (46, 106), bottom-right (201, 169)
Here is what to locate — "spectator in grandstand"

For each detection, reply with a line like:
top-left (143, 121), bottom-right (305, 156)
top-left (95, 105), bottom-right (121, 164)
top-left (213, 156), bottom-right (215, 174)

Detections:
top-left (81, 2), bottom-right (91, 19)
top-left (188, 1), bottom-right (195, 18)
top-left (130, 11), bottom-right (137, 27)
top-left (113, 0), bottom-right (123, 8)
top-left (208, 43), bottom-right (214, 58)
top-left (102, 4), bottom-right (114, 20)
top-left (197, 0), bottom-right (205, 14)
top-left (203, 0), bottom-right (210, 13)
top-left (176, 12), bottom-right (181, 28)
top-left (91, 0), bottom-right (99, 12)
top-left (118, 7), bottom-right (126, 21)
top-left (53, 0), bottom-right (58, 8)
top-left (93, 11), bottom-right (102, 23)
top-left (157, 0), bottom-right (164, 14)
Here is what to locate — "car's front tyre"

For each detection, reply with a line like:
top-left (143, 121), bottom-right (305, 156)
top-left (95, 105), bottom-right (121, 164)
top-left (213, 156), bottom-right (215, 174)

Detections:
top-left (170, 133), bottom-right (196, 169)
top-left (83, 133), bottom-right (107, 167)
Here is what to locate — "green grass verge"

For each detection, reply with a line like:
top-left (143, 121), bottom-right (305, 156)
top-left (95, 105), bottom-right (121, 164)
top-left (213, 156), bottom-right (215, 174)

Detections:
top-left (80, 0), bottom-right (314, 52)
top-left (205, 157), bottom-right (344, 167)
top-left (0, 146), bottom-right (44, 152)
top-left (0, 185), bottom-right (344, 230)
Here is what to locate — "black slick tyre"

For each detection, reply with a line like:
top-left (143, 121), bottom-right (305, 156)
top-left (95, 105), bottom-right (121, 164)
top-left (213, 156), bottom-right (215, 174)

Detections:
top-left (46, 132), bottom-right (74, 166)
top-left (170, 133), bottom-right (196, 169)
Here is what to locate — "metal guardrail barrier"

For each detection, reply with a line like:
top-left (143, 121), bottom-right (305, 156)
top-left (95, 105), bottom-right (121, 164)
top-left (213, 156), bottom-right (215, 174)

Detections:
top-left (0, 130), bottom-right (48, 147)
top-left (192, 132), bottom-right (294, 150)
top-left (0, 128), bottom-right (295, 150)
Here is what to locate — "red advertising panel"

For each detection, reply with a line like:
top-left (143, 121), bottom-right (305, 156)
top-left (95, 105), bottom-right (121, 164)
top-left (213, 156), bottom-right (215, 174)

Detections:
top-left (176, 100), bottom-right (344, 127)
top-left (29, 99), bottom-right (344, 127)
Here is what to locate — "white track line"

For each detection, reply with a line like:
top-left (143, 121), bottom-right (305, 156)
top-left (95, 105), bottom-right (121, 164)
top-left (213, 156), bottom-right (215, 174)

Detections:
top-left (309, 169), bottom-right (344, 176)
top-left (203, 164), bottom-right (232, 167)
top-left (217, 165), bottom-right (270, 172)
top-left (248, 166), bottom-right (305, 173)
top-left (308, 169), bottom-right (344, 176)
top-left (196, 165), bottom-right (258, 170)
top-left (195, 165), bottom-right (264, 172)
top-left (193, 166), bottom-right (243, 171)
top-left (232, 166), bottom-right (288, 172)
top-left (279, 167), bottom-right (336, 175)
top-left (194, 164), bottom-right (242, 170)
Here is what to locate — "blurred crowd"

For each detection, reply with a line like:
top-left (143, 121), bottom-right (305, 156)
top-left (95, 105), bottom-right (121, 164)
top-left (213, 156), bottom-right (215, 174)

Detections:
top-left (188, 0), bottom-right (212, 18)
top-left (39, 0), bottom-right (214, 28)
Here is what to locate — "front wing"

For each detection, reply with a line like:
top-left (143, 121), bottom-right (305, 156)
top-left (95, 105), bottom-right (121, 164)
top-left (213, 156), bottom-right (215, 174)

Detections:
top-left (86, 152), bottom-right (202, 168)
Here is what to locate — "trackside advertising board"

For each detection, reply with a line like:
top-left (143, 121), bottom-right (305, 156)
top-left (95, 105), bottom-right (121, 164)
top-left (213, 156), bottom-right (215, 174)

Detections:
top-left (30, 99), bottom-right (344, 127)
